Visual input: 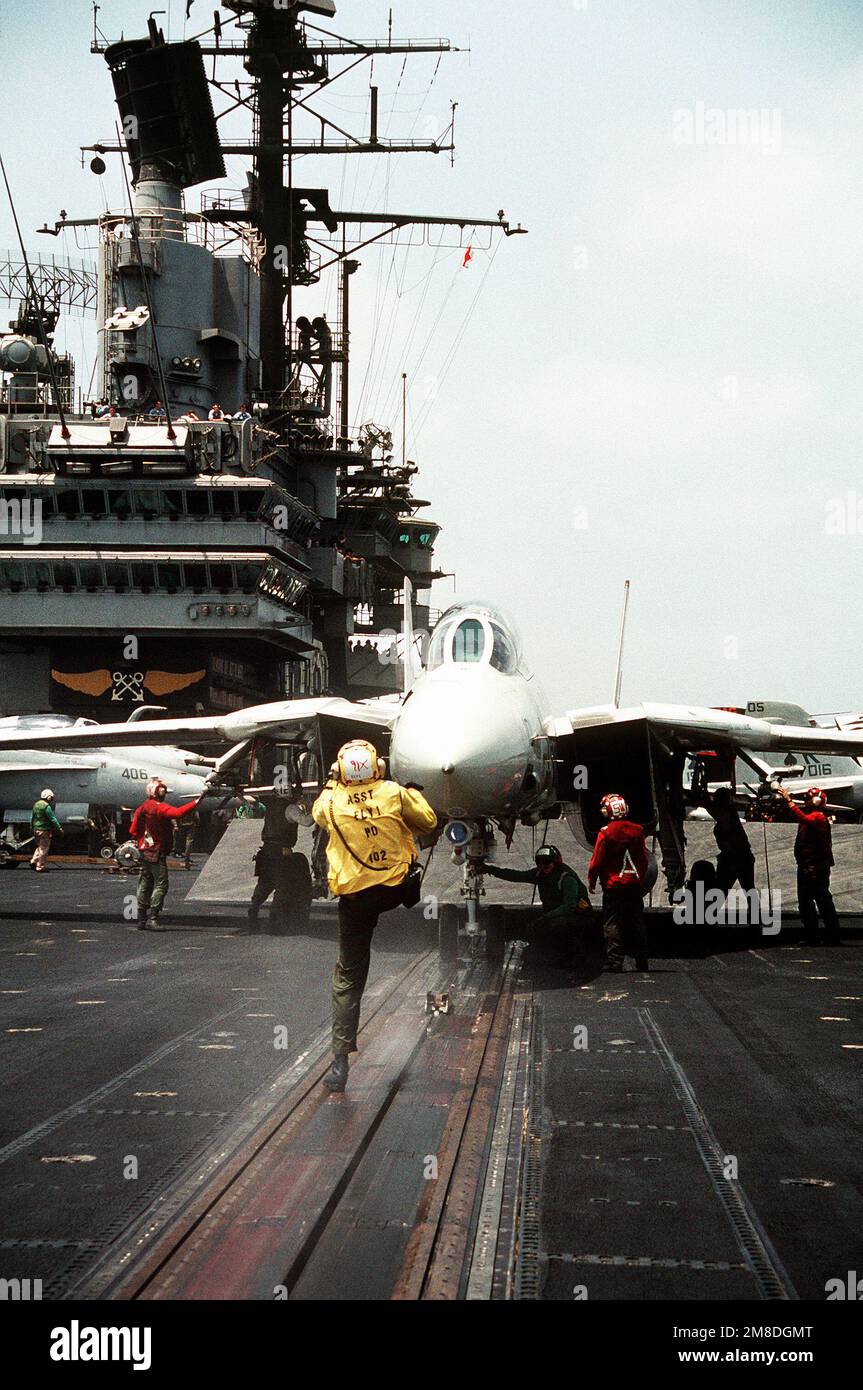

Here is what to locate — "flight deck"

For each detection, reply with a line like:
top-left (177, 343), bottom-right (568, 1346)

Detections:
top-left (1, 824), bottom-right (861, 1304)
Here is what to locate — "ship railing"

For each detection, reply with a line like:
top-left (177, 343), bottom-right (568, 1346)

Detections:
top-left (0, 549), bottom-right (310, 612)
top-left (289, 324), bottom-right (346, 359)
top-left (392, 592), bottom-right (442, 626)
top-left (0, 377), bottom-right (75, 412)
top-left (200, 190), bottom-right (250, 217)
top-left (100, 209), bottom-right (263, 265)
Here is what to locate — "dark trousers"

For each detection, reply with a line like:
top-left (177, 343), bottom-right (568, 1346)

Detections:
top-left (797, 866), bottom-right (840, 940)
top-left (602, 888), bottom-right (648, 968)
top-left (251, 864), bottom-right (279, 909)
top-left (138, 854), bottom-right (169, 917)
top-left (333, 883), bottom-right (405, 1057)
top-left (527, 910), bottom-right (590, 959)
top-left (716, 850), bottom-right (755, 894)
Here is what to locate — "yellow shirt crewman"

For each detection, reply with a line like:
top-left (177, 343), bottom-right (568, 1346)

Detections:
top-left (312, 738), bottom-right (437, 1092)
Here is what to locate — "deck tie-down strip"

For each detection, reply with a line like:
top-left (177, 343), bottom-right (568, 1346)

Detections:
top-left (466, 992), bottom-right (529, 1298)
top-left (550, 1253), bottom-right (748, 1272)
top-left (637, 1007), bottom-right (798, 1301)
top-left (512, 1000), bottom-right (543, 1300)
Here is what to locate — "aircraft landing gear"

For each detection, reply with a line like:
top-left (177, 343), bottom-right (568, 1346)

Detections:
top-left (0, 842), bottom-right (20, 869)
top-left (439, 818), bottom-right (502, 962)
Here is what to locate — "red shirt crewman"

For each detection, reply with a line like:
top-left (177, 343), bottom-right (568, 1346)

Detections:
top-left (588, 793), bottom-right (650, 973)
top-left (129, 778), bottom-right (203, 931)
top-left (777, 784), bottom-right (840, 944)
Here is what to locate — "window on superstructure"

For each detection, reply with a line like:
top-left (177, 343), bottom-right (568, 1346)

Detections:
top-left (82, 490), bottom-right (106, 517)
top-left (157, 562), bottom-right (181, 593)
top-left (131, 561), bottom-right (155, 593)
top-left (30, 560), bottom-right (52, 592)
top-left (184, 562), bottom-right (207, 593)
top-left (0, 560), bottom-right (24, 591)
top-left (186, 491), bottom-right (210, 518)
top-left (209, 563), bottom-right (233, 592)
top-left (238, 490), bottom-right (261, 517)
top-left (57, 490), bottom-right (79, 519)
top-left (236, 562), bottom-right (259, 592)
top-left (106, 562), bottom-right (128, 591)
top-left (108, 490), bottom-right (131, 519)
top-left (80, 561), bottom-right (101, 591)
top-left (213, 492), bottom-right (237, 518)
top-left (134, 491), bottom-right (159, 519)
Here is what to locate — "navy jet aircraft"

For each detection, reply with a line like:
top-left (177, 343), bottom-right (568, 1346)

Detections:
top-left (1, 599), bottom-right (863, 919)
top-left (686, 701), bottom-right (863, 823)
top-left (0, 710), bottom-right (216, 864)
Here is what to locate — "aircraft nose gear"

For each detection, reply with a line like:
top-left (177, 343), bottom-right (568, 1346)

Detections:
top-left (438, 819), bottom-right (504, 962)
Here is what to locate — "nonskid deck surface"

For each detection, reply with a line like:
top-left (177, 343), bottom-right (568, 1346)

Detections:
top-left (0, 866), bottom-right (860, 1300)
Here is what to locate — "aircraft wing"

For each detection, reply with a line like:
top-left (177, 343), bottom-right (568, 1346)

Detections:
top-left (0, 698), bottom-right (399, 754)
top-left (551, 702), bottom-right (863, 759)
top-left (0, 761), bottom-right (102, 773)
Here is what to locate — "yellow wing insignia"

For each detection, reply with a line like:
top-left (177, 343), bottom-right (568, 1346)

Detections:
top-left (51, 669), bottom-right (113, 697)
top-left (144, 670), bottom-right (207, 696)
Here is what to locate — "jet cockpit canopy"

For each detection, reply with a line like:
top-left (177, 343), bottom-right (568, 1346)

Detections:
top-left (426, 601), bottom-right (523, 676)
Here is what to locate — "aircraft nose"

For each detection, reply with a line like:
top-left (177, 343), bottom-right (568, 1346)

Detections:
top-left (390, 676), bottom-right (528, 819)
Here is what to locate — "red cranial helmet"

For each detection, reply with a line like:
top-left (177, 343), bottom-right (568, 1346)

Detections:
top-left (804, 787), bottom-right (827, 808)
top-left (600, 793), bottom-right (629, 821)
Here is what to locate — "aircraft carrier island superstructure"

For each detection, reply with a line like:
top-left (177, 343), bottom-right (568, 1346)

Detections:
top-left (0, 0), bottom-right (521, 718)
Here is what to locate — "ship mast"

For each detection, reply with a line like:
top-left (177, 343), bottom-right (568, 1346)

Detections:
top-left (89, 1), bottom-right (526, 433)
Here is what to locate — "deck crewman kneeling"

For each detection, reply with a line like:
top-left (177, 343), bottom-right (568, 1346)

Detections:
top-left (312, 740), bottom-right (437, 1093)
top-left (482, 845), bottom-right (591, 963)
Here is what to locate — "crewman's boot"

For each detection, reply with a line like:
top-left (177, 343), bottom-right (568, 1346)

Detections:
top-left (146, 911), bottom-right (165, 933)
top-left (322, 1056), bottom-right (349, 1092)
top-left (246, 905), bottom-right (260, 934)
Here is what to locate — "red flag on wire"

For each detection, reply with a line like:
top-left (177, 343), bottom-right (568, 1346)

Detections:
top-left (462, 245), bottom-right (473, 269)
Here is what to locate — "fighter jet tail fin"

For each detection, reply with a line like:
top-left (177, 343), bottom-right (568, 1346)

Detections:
top-left (402, 579), bottom-right (421, 697)
top-left (742, 701), bottom-right (816, 727)
top-left (126, 705), bottom-right (168, 723)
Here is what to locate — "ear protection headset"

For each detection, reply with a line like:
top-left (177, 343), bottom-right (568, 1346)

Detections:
top-left (336, 740), bottom-right (384, 787)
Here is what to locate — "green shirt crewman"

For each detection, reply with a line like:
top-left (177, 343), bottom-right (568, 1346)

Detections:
top-left (30, 790), bottom-right (63, 872)
top-left (484, 844), bottom-right (591, 960)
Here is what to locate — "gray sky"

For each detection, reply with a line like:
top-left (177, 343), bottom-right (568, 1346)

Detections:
top-left (1, 0), bottom-right (861, 715)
